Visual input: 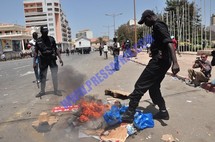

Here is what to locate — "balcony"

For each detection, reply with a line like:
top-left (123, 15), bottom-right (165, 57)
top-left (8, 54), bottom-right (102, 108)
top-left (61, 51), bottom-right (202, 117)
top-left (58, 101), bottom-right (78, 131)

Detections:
top-left (25, 16), bottom-right (47, 21)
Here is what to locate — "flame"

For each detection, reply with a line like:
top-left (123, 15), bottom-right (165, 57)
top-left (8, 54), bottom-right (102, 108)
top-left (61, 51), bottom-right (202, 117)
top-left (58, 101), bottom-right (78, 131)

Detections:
top-left (78, 99), bottom-right (109, 123)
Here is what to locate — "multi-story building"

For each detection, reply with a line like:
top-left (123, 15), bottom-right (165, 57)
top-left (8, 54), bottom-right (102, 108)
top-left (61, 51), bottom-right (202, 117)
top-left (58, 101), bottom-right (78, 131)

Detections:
top-left (76, 29), bottom-right (93, 39)
top-left (0, 23), bottom-right (31, 53)
top-left (23, 0), bottom-right (72, 50)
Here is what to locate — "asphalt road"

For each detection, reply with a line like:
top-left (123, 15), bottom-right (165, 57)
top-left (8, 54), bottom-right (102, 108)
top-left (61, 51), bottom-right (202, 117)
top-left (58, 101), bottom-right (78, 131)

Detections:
top-left (0, 51), bottom-right (215, 142)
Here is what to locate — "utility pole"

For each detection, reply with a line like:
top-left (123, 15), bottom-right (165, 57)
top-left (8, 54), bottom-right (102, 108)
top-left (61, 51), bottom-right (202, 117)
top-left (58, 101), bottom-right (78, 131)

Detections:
top-left (133, 0), bottom-right (137, 48)
top-left (105, 13), bottom-right (123, 38)
top-left (200, 0), bottom-right (203, 49)
top-left (103, 25), bottom-right (113, 46)
top-left (209, 0), bottom-right (212, 48)
top-left (204, 0), bottom-right (206, 49)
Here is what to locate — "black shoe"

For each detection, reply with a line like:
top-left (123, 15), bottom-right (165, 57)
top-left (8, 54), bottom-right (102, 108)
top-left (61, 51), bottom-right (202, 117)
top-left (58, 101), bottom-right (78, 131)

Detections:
top-left (153, 110), bottom-right (169, 120)
top-left (121, 110), bottom-right (135, 123)
top-left (36, 92), bottom-right (45, 98)
top-left (54, 91), bottom-right (62, 96)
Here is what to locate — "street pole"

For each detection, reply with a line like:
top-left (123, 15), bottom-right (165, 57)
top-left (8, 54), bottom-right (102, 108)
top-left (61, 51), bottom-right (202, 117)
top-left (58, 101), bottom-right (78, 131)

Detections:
top-left (200, 0), bottom-right (203, 49)
top-left (204, 0), bottom-right (206, 49)
top-left (209, 0), bottom-right (212, 48)
top-left (103, 25), bottom-right (113, 46)
top-left (133, 0), bottom-right (137, 48)
top-left (105, 13), bottom-right (123, 38)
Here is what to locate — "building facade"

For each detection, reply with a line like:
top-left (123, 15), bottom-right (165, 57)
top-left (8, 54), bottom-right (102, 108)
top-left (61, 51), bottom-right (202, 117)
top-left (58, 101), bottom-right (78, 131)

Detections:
top-left (0, 23), bottom-right (32, 53)
top-left (23, 0), bottom-right (72, 50)
top-left (76, 29), bottom-right (93, 39)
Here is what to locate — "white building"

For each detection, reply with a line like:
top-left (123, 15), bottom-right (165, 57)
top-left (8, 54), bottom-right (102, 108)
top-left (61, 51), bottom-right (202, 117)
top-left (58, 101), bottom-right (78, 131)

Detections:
top-left (76, 29), bottom-right (93, 39)
top-left (127, 19), bottom-right (140, 26)
top-left (74, 37), bottom-right (91, 48)
top-left (23, 0), bottom-right (72, 50)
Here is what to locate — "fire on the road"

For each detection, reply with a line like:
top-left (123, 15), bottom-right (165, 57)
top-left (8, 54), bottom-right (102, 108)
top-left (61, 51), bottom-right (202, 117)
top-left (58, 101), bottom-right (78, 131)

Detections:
top-left (78, 98), bottom-right (110, 123)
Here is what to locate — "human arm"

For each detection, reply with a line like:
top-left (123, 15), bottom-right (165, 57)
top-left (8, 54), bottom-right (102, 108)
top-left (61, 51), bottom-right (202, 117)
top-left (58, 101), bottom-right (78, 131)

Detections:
top-left (155, 21), bottom-right (180, 75)
top-left (56, 48), bottom-right (63, 66)
top-left (198, 60), bottom-right (211, 72)
top-left (33, 43), bottom-right (38, 68)
top-left (168, 43), bottom-right (180, 75)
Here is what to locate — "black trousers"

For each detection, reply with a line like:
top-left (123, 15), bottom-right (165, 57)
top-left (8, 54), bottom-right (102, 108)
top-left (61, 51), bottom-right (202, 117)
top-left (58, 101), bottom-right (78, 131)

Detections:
top-left (39, 59), bottom-right (58, 93)
top-left (128, 56), bottom-right (172, 112)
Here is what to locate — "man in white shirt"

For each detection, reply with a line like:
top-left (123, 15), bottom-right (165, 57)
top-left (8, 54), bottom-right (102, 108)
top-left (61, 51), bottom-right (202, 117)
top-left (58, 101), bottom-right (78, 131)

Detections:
top-left (29, 32), bottom-right (40, 83)
top-left (103, 43), bottom-right (108, 59)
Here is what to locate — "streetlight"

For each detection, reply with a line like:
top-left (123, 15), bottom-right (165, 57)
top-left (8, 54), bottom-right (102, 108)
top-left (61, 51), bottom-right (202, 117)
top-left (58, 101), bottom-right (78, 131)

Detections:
top-left (105, 13), bottom-right (123, 38)
top-left (103, 25), bottom-right (113, 46)
top-left (133, 0), bottom-right (137, 48)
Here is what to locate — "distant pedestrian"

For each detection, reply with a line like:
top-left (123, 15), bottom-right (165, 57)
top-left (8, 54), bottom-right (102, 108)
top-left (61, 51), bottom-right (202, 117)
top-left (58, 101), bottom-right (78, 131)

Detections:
top-left (34, 25), bottom-right (63, 97)
top-left (29, 32), bottom-right (40, 83)
top-left (99, 44), bottom-right (103, 56)
top-left (113, 38), bottom-right (120, 71)
top-left (66, 48), bottom-right (70, 56)
top-left (71, 45), bottom-right (75, 55)
top-left (121, 10), bottom-right (180, 123)
top-left (123, 39), bottom-right (131, 57)
top-left (1, 53), bottom-right (6, 61)
top-left (171, 36), bottom-right (181, 57)
top-left (103, 43), bottom-right (108, 59)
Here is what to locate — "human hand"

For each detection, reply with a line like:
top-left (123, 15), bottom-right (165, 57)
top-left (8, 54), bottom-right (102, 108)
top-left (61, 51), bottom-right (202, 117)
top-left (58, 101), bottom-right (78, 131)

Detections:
top-left (33, 63), bottom-right (36, 68)
top-left (172, 63), bottom-right (180, 75)
top-left (59, 59), bottom-right (63, 66)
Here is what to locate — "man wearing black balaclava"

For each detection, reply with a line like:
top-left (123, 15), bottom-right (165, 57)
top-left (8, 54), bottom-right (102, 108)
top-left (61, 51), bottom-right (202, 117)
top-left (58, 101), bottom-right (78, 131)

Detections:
top-left (34, 25), bottom-right (63, 97)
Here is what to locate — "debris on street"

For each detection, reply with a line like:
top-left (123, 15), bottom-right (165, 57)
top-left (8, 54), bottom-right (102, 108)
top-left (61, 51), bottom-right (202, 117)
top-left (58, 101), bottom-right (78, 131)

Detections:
top-left (32, 112), bottom-right (58, 133)
top-left (100, 124), bottom-right (128, 142)
top-left (105, 89), bottom-right (129, 100)
top-left (51, 105), bottom-right (79, 113)
top-left (161, 134), bottom-right (176, 142)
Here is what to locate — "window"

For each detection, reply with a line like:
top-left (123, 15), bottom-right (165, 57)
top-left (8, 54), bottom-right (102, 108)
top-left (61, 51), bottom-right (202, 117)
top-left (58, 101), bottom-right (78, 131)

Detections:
top-left (49, 23), bottom-right (54, 26)
top-left (54, 3), bottom-right (58, 6)
top-left (48, 18), bottom-right (53, 21)
top-left (47, 3), bottom-right (52, 6)
top-left (47, 8), bottom-right (52, 11)
top-left (55, 8), bottom-right (59, 12)
top-left (48, 13), bottom-right (53, 16)
top-left (49, 28), bottom-right (54, 31)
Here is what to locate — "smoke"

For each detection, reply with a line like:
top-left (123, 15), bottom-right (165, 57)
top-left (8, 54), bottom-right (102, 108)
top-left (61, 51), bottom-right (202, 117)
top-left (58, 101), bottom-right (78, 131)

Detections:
top-left (58, 66), bottom-right (86, 95)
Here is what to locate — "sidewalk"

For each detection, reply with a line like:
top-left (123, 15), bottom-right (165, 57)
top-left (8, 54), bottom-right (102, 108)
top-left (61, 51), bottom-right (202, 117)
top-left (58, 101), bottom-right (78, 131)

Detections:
top-left (129, 51), bottom-right (215, 81)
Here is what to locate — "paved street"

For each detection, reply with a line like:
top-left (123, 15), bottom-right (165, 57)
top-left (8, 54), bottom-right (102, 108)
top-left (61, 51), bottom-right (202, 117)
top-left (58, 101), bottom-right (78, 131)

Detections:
top-left (0, 51), bottom-right (215, 142)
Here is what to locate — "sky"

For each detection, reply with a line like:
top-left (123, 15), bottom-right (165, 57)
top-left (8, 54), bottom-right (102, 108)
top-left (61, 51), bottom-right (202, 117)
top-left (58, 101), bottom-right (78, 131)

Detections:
top-left (0, 0), bottom-right (214, 39)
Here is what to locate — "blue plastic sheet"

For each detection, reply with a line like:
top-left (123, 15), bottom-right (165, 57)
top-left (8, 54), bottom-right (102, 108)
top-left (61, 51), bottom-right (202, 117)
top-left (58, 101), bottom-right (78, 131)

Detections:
top-left (119, 105), bottom-right (128, 114)
top-left (103, 105), bottom-right (122, 126)
top-left (133, 111), bottom-right (154, 130)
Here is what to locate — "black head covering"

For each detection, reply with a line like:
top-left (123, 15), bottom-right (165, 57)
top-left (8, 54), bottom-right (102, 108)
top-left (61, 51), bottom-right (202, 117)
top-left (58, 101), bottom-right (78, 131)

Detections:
top-left (138, 10), bottom-right (155, 24)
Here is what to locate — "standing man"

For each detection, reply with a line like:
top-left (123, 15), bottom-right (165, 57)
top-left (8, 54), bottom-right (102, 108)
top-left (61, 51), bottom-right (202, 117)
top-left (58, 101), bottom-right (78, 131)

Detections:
top-left (171, 36), bottom-right (181, 57)
top-left (103, 43), bottom-right (108, 59)
top-left (113, 38), bottom-right (120, 71)
top-left (99, 44), bottom-right (103, 56)
top-left (34, 25), bottom-right (63, 97)
top-left (29, 32), bottom-right (40, 83)
top-left (122, 10), bottom-right (180, 122)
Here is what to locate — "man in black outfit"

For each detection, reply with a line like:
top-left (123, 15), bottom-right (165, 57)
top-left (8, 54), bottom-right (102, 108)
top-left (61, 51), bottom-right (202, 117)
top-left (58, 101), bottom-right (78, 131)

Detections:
top-left (121, 10), bottom-right (180, 122)
top-left (34, 25), bottom-right (63, 97)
